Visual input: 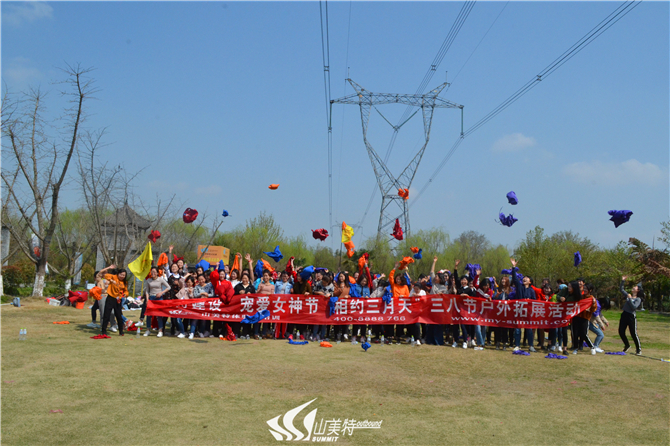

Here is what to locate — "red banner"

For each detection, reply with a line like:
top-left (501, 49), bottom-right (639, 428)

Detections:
top-left (146, 295), bottom-right (593, 329)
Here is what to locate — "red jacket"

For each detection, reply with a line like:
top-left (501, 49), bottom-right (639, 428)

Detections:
top-left (215, 280), bottom-right (235, 305)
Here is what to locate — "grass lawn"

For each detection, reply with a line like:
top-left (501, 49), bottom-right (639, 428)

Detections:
top-left (2, 299), bottom-right (669, 445)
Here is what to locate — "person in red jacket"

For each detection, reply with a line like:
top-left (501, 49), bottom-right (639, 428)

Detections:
top-left (214, 270), bottom-right (236, 340)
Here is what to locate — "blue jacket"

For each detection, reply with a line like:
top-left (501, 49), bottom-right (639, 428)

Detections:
top-left (511, 267), bottom-right (535, 300)
top-left (274, 281), bottom-right (293, 294)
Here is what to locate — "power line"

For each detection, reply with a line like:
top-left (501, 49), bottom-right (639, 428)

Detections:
top-left (334, 1), bottom-right (353, 234)
top-left (448, 1), bottom-right (509, 89)
top-left (410, 0), bottom-right (642, 208)
top-left (319, 1), bottom-right (333, 231)
top-left (356, 1), bottom-right (476, 230)
top-left (383, 0), bottom-right (476, 163)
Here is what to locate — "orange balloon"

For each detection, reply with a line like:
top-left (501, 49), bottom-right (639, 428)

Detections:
top-left (410, 247), bottom-right (420, 254)
top-left (268, 184), bottom-right (279, 190)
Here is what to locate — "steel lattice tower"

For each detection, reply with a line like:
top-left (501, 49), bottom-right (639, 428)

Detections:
top-left (331, 79), bottom-right (463, 240)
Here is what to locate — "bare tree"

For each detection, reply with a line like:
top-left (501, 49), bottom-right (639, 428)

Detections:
top-left (78, 132), bottom-right (177, 268)
top-left (52, 208), bottom-right (96, 287)
top-left (1, 64), bottom-right (97, 296)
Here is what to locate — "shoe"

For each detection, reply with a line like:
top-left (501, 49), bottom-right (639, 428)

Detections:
top-left (144, 331), bottom-right (150, 337)
top-left (452, 342), bottom-right (458, 348)
top-left (635, 350), bottom-right (642, 356)
top-left (119, 333), bottom-right (124, 336)
top-left (623, 346), bottom-right (630, 353)
top-left (595, 347), bottom-right (604, 353)
top-left (474, 346), bottom-right (483, 351)
top-left (246, 335), bottom-right (250, 340)
top-left (198, 333), bottom-right (204, 338)
top-left (557, 346), bottom-right (563, 353)
top-left (111, 326), bottom-right (118, 333)
top-left (513, 347), bottom-right (520, 352)
top-left (495, 343), bottom-right (501, 350)
top-left (343, 334), bottom-right (349, 341)
top-left (591, 348), bottom-right (596, 355)
top-left (209, 335), bottom-right (214, 338)
top-left (550, 346), bottom-right (557, 352)
top-left (177, 333), bottom-right (185, 339)
top-left (572, 350), bottom-right (578, 355)
top-left (136, 321), bottom-right (144, 327)
top-left (86, 322), bottom-right (97, 328)
top-left (502, 346), bottom-right (507, 351)
top-left (188, 333), bottom-right (194, 339)
top-left (203, 331), bottom-right (211, 338)
top-left (462, 342), bottom-right (467, 349)
top-left (220, 335), bottom-right (224, 340)
top-left (416, 340), bottom-right (421, 346)
top-left (529, 347), bottom-right (537, 353)
top-left (255, 335), bottom-right (261, 340)
top-left (157, 332), bottom-right (164, 338)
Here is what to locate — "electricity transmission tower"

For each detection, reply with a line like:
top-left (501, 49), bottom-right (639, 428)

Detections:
top-left (331, 79), bottom-right (463, 241)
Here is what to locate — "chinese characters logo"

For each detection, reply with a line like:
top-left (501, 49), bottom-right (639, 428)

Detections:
top-left (267, 399), bottom-right (383, 442)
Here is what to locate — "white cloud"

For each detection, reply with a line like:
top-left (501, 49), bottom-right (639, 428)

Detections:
top-left (195, 185), bottom-right (222, 196)
top-left (3, 2), bottom-right (53, 27)
top-left (562, 159), bottom-right (666, 186)
top-left (491, 133), bottom-right (536, 152)
top-left (2, 57), bottom-right (43, 90)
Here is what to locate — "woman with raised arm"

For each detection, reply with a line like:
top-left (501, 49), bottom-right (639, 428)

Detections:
top-left (448, 259), bottom-right (464, 348)
top-left (619, 275), bottom-right (643, 355)
top-left (510, 258), bottom-right (537, 353)
top-left (87, 264), bottom-right (115, 329)
top-left (426, 256), bottom-right (448, 345)
top-left (101, 268), bottom-right (128, 337)
top-left (389, 261), bottom-right (414, 344)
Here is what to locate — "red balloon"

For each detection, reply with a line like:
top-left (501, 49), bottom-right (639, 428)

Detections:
top-left (183, 208), bottom-right (198, 223)
top-left (391, 219), bottom-right (404, 241)
top-left (311, 229), bottom-right (329, 241)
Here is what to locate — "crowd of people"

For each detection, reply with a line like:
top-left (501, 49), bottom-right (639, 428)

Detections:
top-left (86, 246), bottom-right (644, 356)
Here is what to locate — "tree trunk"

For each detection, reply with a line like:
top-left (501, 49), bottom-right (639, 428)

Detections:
top-left (32, 262), bottom-right (47, 297)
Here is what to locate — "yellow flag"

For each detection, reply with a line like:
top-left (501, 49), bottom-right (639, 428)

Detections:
top-left (341, 221), bottom-right (354, 243)
top-left (128, 242), bottom-right (153, 280)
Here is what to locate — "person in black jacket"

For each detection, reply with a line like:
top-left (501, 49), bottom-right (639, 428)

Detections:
top-left (510, 258), bottom-right (537, 353)
top-left (619, 275), bottom-right (643, 355)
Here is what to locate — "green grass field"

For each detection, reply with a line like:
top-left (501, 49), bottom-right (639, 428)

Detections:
top-left (2, 299), bottom-right (669, 445)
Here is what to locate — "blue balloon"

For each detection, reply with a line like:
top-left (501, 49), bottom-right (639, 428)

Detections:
top-left (263, 245), bottom-right (283, 263)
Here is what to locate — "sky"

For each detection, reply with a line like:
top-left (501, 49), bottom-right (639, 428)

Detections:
top-left (2, 1), bottom-right (668, 253)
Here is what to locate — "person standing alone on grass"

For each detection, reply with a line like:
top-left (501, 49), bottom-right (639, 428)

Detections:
top-left (101, 268), bottom-right (128, 337)
top-left (619, 275), bottom-right (643, 355)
